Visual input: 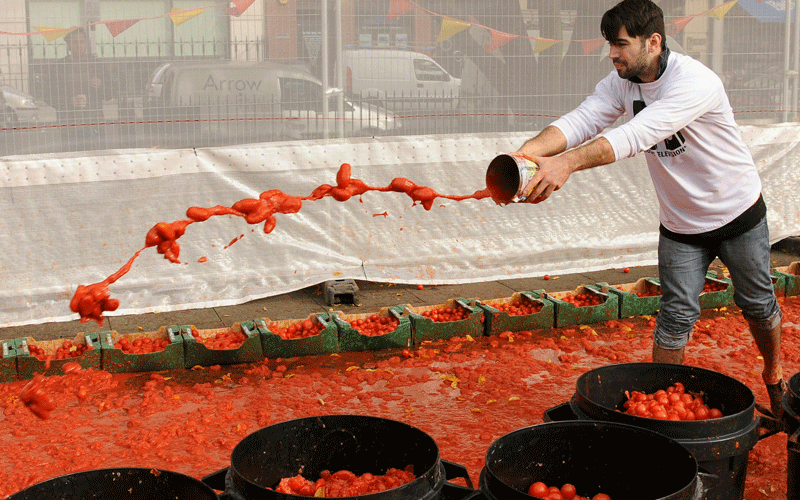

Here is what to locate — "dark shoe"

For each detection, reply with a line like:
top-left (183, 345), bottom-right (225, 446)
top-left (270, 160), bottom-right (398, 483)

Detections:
top-left (765, 378), bottom-right (786, 419)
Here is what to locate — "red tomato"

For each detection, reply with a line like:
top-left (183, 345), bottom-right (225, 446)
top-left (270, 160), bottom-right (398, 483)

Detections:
top-left (593, 494), bottom-right (612, 500)
top-left (561, 483), bottom-right (577, 500)
top-left (529, 482), bottom-right (548, 498)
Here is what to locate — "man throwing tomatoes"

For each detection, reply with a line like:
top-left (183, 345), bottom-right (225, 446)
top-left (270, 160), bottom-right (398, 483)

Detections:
top-left (515, 0), bottom-right (785, 417)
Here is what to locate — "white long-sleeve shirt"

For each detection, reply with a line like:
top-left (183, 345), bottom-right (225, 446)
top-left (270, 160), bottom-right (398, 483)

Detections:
top-left (550, 51), bottom-right (761, 235)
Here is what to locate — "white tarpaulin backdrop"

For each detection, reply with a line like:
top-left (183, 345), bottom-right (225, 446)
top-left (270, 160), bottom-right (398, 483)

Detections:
top-left (2, 124), bottom-right (800, 328)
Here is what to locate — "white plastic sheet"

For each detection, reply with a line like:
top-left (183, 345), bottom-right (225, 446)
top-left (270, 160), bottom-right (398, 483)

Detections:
top-left (2, 125), bottom-right (800, 327)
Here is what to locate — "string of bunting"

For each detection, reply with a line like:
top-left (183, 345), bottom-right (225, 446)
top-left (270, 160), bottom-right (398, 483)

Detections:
top-left (1, 0), bottom-right (739, 51)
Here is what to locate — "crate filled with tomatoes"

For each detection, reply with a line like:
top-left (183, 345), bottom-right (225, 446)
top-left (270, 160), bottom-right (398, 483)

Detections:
top-left (405, 298), bottom-right (484, 344)
top-left (697, 272), bottom-right (734, 310)
top-left (545, 285), bottom-right (619, 328)
top-left (180, 322), bottom-right (264, 368)
top-left (331, 306), bottom-right (412, 352)
top-left (772, 261), bottom-right (799, 297)
top-left (99, 327), bottom-right (185, 373)
top-left (260, 313), bottom-right (338, 359)
top-left (479, 291), bottom-right (554, 337)
top-left (0, 339), bottom-right (19, 383)
top-left (16, 332), bottom-right (101, 379)
top-left (605, 278), bottom-right (662, 318)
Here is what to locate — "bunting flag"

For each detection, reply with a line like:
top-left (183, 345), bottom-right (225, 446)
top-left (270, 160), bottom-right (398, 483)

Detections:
top-left (484, 28), bottom-right (517, 53)
top-left (707, 0), bottom-right (738, 21)
top-left (386, 0), bottom-right (415, 22)
top-left (532, 38), bottom-right (560, 55)
top-left (33, 26), bottom-right (76, 42)
top-left (226, 0), bottom-right (256, 17)
top-left (667, 15), bottom-right (697, 36)
top-left (170, 7), bottom-right (205, 26)
top-left (582, 38), bottom-right (605, 56)
top-left (436, 17), bottom-right (470, 43)
top-left (104, 19), bottom-right (140, 37)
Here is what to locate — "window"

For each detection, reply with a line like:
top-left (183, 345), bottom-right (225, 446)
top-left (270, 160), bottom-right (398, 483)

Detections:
top-left (413, 59), bottom-right (448, 82)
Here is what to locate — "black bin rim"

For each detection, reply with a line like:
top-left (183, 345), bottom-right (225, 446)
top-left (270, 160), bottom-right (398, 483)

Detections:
top-left (572, 362), bottom-right (756, 439)
top-left (481, 420), bottom-right (700, 500)
top-left (227, 414), bottom-right (445, 500)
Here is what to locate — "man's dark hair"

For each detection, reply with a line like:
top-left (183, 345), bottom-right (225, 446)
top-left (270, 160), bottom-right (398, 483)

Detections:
top-left (601, 0), bottom-right (666, 50)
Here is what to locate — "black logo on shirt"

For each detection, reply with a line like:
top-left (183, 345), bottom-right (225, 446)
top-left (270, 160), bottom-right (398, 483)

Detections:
top-left (633, 99), bottom-right (686, 157)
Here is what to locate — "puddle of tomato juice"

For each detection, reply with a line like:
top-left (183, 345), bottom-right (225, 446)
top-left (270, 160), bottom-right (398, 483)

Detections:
top-left (1, 298), bottom-right (799, 498)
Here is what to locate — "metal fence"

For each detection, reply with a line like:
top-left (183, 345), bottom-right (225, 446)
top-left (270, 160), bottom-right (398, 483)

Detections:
top-left (1, 0), bottom-right (797, 156)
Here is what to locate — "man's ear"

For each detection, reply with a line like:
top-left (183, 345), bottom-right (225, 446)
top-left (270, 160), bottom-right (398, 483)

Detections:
top-left (647, 33), bottom-right (663, 54)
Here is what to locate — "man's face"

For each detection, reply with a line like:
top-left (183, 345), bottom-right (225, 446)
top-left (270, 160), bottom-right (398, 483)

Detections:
top-left (608, 26), bottom-right (654, 81)
top-left (67, 33), bottom-right (89, 58)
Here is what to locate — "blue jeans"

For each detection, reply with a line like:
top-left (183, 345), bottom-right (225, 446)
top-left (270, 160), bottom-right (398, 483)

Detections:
top-left (654, 217), bottom-right (781, 350)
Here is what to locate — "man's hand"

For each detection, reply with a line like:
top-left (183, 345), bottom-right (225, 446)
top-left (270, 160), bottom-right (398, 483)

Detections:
top-left (519, 153), bottom-right (573, 203)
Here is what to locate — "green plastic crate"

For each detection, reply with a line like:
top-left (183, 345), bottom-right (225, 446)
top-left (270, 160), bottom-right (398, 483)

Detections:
top-left (331, 307), bottom-right (412, 352)
top-left (773, 262), bottom-right (800, 297)
top-left (698, 273), bottom-right (734, 310)
top-left (771, 271), bottom-right (786, 298)
top-left (100, 328), bottom-right (185, 373)
top-left (406, 298), bottom-right (485, 344)
top-left (604, 278), bottom-right (662, 318)
top-left (259, 314), bottom-right (338, 359)
top-left (545, 285), bottom-right (619, 328)
top-left (181, 323), bottom-right (264, 368)
top-left (479, 291), bottom-right (554, 336)
top-left (0, 339), bottom-right (19, 383)
top-left (17, 332), bottom-right (101, 379)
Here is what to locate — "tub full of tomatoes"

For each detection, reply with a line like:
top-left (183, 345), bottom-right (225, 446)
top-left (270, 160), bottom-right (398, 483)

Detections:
top-left (479, 291), bottom-right (554, 337)
top-left (200, 414), bottom-right (475, 500)
top-left (100, 328), bottom-right (185, 374)
top-left (260, 314), bottom-right (338, 359)
top-left (545, 285), bottom-right (618, 328)
top-left (0, 338), bottom-right (19, 383)
top-left (544, 362), bottom-right (764, 500)
top-left (331, 306), bottom-right (412, 352)
top-left (6, 467), bottom-right (227, 500)
top-left (180, 323), bottom-right (263, 368)
top-left (17, 333), bottom-right (101, 379)
top-left (405, 299), bottom-right (484, 345)
top-left (604, 278), bottom-right (662, 318)
top-left (773, 261), bottom-right (800, 297)
top-left (469, 420), bottom-right (710, 500)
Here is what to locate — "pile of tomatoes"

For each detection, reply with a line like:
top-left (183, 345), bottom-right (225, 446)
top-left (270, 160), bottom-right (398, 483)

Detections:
top-left (702, 280), bottom-right (728, 293)
top-left (348, 314), bottom-right (400, 336)
top-left (113, 336), bottom-right (171, 354)
top-left (558, 291), bottom-right (605, 307)
top-left (528, 481), bottom-right (610, 500)
top-left (621, 382), bottom-right (723, 421)
top-left (421, 306), bottom-right (473, 322)
top-left (275, 467), bottom-right (416, 497)
top-left (268, 318), bottom-right (325, 339)
top-left (190, 328), bottom-right (248, 350)
top-left (27, 340), bottom-right (93, 360)
top-left (493, 299), bottom-right (543, 316)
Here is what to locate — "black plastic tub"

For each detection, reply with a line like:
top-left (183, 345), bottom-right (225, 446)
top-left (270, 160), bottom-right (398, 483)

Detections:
top-left (464, 420), bottom-right (709, 500)
top-left (786, 371), bottom-right (800, 500)
top-left (202, 414), bottom-right (474, 500)
top-left (6, 467), bottom-right (225, 500)
top-left (544, 363), bottom-right (762, 500)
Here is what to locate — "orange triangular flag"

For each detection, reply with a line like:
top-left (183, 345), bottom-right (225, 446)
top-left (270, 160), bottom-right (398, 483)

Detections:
top-left (667, 15), bottom-right (696, 36)
top-left (582, 38), bottom-right (605, 55)
top-left (484, 29), bottom-right (517, 53)
top-left (386, 0), bottom-right (415, 21)
top-left (171, 7), bottom-right (204, 26)
top-left (707, 0), bottom-right (737, 21)
top-left (33, 26), bottom-right (75, 42)
top-left (226, 0), bottom-right (256, 17)
top-left (436, 17), bottom-right (470, 43)
top-left (532, 38), bottom-right (559, 55)
top-left (104, 19), bottom-right (140, 37)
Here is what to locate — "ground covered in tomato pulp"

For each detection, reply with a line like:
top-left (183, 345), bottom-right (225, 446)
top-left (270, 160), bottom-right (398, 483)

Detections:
top-left (1, 297), bottom-right (799, 499)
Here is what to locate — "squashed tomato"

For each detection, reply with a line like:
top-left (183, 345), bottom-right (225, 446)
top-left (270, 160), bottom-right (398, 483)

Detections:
top-left (275, 467), bottom-right (415, 497)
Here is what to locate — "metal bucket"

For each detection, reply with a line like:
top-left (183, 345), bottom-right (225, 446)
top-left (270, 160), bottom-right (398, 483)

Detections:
top-left (485, 153), bottom-right (539, 204)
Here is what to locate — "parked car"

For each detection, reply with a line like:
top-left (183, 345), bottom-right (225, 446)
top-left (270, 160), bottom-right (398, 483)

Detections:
top-left (1, 84), bottom-right (57, 129)
top-left (339, 49), bottom-right (461, 111)
top-left (143, 60), bottom-right (400, 147)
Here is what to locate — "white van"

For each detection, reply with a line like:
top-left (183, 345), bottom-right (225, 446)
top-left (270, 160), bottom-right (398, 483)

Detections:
top-left (341, 49), bottom-right (460, 111)
top-left (144, 60), bottom-right (399, 147)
